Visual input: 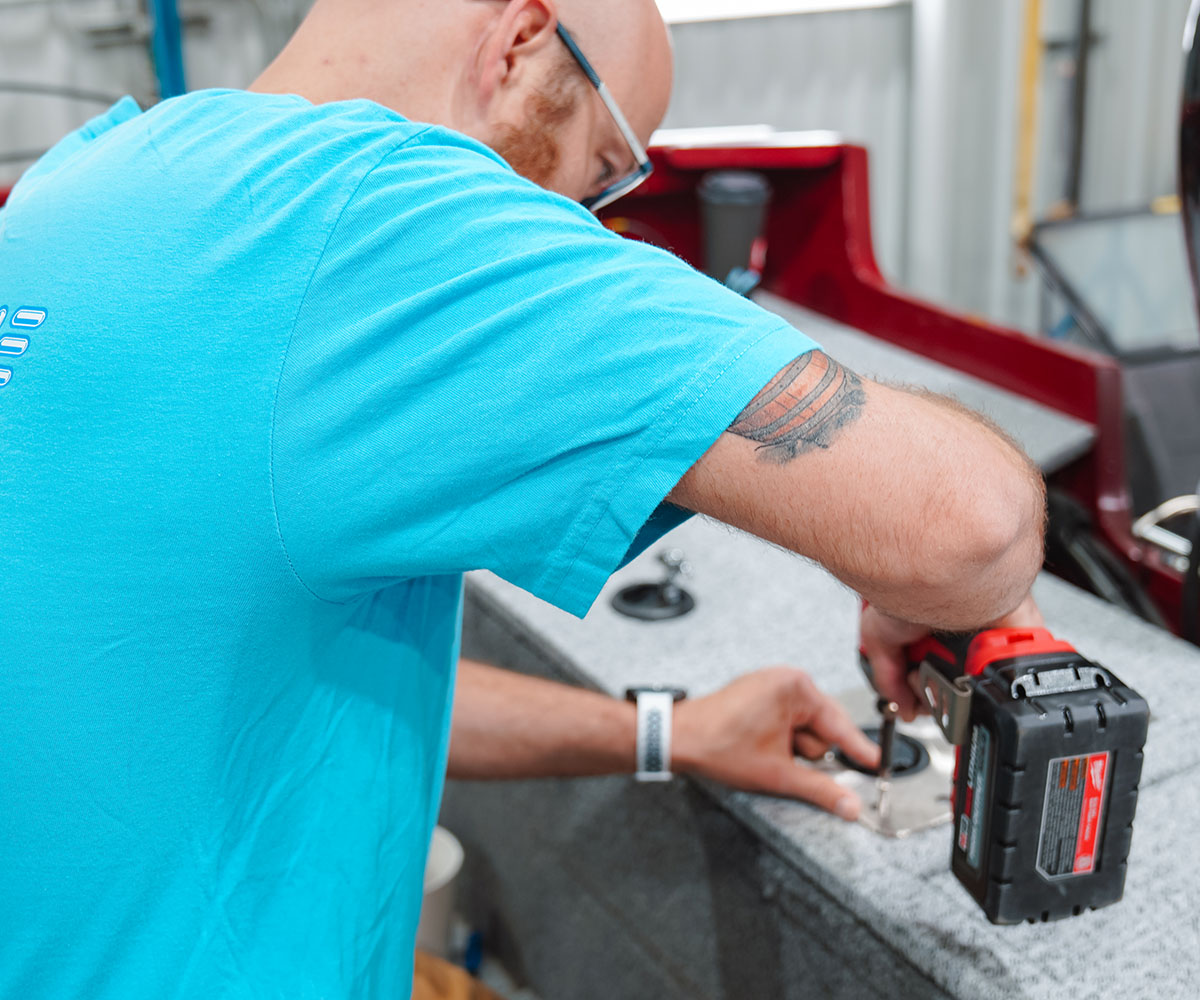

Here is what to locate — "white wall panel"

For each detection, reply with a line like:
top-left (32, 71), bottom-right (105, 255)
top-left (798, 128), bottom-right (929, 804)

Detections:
top-left (1080, 0), bottom-right (1191, 210)
top-left (907, 0), bottom-right (1033, 325)
top-left (0, 0), bottom-right (306, 182)
top-left (0, 0), bottom-right (155, 178)
top-left (906, 0), bottom-right (1192, 331)
top-left (660, 5), bottom-right (912, 282)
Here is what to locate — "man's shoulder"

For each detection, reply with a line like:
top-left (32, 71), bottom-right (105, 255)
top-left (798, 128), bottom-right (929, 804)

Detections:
top-left (146, 89), bottom-right (429, 176)
top-left (11, 89), bottom-right (448, 228)
top-left (155, 92), bottom-right (526, 223)
top-left (153, 90), bottom-right (510, 175)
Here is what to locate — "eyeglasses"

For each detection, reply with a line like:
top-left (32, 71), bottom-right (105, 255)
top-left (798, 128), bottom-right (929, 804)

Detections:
top-left (555, 23), bottom-right (653, 212)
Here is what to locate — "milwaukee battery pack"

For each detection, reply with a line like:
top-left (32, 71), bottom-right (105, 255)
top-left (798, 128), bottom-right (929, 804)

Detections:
top-left (913, 629), bottom-right (1149, 925)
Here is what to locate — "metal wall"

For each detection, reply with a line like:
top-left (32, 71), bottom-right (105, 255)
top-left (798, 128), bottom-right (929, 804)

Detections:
top-left (662, 0), bottom-right (1193, 332)
top-left (1, 0), bottom-right (1193, 333)
top-left (0, 0), bottom-right (152, 170)
top-left (908, 0), bottom-right (1193, 330)
top-left (0, 0), bottom-right (299, 176)
top-left (1001, 0), bottom-right (1191, 330)
top-left (659, 4), bottom-right (912, 287)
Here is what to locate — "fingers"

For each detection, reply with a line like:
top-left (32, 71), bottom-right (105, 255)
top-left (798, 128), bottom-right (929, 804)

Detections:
top-left (790, 672), bottom-right (880, 771)
top-left (993, 593), bottom-right (1045, 629)
top-left (793, 731), bottom-right (828, 760)
top-left (773, 760), bottom-right (862, 821)
top-left (858, 605), bottom-right (929, 722)
top-left (867, 647), bottom-right (924, 722)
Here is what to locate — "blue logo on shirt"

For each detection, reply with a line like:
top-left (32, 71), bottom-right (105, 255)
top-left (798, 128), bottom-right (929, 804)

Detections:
top-left (0, 305), bottom-right (43, 389)
top-left (11, 308), bottom-right (46, 329)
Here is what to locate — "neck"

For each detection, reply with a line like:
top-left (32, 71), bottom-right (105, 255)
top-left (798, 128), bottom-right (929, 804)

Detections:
top-left (247, 0), bottom-right (466, 128)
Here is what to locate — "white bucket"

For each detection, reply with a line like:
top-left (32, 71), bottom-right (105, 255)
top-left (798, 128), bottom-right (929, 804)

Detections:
top-left (415, 825), bottom-right (464, 958)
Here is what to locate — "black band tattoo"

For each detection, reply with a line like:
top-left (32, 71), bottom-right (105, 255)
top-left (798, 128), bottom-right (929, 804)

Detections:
top-left (729, 351), bottom-right (866, 463)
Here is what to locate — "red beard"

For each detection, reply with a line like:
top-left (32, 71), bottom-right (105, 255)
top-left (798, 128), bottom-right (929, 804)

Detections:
top-left (491, 70), bottom-right (580, 189)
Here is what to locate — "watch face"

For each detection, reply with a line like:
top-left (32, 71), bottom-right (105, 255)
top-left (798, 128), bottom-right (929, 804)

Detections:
top-left (625, 685), bottom-right (688, 702)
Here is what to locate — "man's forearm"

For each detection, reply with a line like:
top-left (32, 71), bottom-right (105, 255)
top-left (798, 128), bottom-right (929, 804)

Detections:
top-left (446, 659), bottom-right (637, 779)
top-left (447, 660), bottom-right (884, 819)
top-left (670, 353), bottom-right (1045, 631)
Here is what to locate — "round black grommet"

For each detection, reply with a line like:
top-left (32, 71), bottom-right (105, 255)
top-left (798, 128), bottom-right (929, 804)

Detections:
top-left (834, 728), bottom-right (930, 777)
top-left (611, 582), bottom-right (696, 621)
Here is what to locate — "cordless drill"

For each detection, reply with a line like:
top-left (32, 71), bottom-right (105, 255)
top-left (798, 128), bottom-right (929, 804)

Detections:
top-left (904, 628), bottom-right (1149, 924)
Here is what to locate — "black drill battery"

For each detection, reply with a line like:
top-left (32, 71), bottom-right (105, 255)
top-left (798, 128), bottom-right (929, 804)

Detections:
top-left (911, 628), bottom-right (1149, 924)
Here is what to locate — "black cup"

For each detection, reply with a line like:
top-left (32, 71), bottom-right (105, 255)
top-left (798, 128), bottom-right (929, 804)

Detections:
top-left (697, 170), bottom-right (772, 284)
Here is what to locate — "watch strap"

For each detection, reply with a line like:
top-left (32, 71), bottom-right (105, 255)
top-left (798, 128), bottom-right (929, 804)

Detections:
top-left (632, 689), bottom-right (675, 781)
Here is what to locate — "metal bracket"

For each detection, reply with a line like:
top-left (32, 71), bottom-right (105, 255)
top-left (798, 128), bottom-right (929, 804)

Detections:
top-left (1131, 494), bottom-right (1198, 574)
top-left (1010, 664), bottom-right (1111, 700)
top-left (918, 662), bottom-right (973, 746)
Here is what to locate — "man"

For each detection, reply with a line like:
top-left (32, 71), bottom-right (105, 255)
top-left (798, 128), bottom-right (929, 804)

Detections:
top-left (0, 0), bottom-right (1043, 996)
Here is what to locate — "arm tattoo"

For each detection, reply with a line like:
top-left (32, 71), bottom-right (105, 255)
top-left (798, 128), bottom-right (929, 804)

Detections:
top-left (729, 351), bottom-right (866, 463)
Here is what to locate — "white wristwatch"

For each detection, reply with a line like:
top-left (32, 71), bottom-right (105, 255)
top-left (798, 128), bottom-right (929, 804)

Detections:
top-left (625, 686), bottom-right (688, 782)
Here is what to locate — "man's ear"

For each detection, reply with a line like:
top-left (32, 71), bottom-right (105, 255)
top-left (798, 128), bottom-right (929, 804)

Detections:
top-left (473, 0), bottom-right (559, 101)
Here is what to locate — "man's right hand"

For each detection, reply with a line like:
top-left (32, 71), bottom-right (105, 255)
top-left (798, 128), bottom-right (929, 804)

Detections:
top-left (858, 605), bottom-right (931, 722)
top-left (858, 595), bottom-right (1047, 722)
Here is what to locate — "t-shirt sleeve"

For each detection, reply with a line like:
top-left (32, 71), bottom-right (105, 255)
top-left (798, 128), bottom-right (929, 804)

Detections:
top-left (271, 130), bottom-right (819, 616)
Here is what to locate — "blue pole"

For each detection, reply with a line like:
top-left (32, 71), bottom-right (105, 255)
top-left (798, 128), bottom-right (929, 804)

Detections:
top-left (149, 0), bottom-right (187, 99)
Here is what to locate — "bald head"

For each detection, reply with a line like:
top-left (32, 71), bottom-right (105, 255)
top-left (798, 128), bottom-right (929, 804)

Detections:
top-left (554, 0), bottom-right (673, 142)
top-left (250, 0), bottom-right (673, 207)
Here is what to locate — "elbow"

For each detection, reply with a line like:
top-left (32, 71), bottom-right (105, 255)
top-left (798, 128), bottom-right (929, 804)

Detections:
top-left (955, 466), bottom-right (1046, 618)
top-left (975, 494), bottom-right (1044, 585)
top-left (891, 465), bottom-right (1044, 629)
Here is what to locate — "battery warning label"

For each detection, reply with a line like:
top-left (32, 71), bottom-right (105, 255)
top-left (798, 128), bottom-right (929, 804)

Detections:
top-left (957, 725), bottom-right (992, 872)
top-left (1037, 751), bottom-right (1110, 879)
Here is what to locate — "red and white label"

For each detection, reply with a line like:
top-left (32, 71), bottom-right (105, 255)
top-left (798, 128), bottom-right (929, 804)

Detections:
top-left (1036, 750), bottom-right (1111, 880)
top-left (1072, 752), bottom-right (1109, 874)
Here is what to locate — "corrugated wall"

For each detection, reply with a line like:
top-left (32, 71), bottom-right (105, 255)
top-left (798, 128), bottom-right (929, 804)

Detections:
top-left (1078, 0), bottom-right (1191, 210)
top-left (0, 0), bottom-right (299, 174)
top-left (1, 0), bottom-right (1193, 333)
top-left (659, 4), bottom-right (912, 285)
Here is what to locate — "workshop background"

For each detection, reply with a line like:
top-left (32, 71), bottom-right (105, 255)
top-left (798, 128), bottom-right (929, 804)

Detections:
top-left (4, 3), bottom-right (1199, 999)
top-left (0, 0), bottom-right (1190, 331)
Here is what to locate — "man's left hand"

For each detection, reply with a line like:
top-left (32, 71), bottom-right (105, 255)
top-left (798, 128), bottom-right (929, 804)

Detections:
top-left (672, 666), bottom-right (880, 821)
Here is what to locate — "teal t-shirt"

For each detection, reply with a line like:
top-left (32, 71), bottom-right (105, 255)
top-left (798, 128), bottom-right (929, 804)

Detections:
top-left (0, 90), bottom-right (817, 998)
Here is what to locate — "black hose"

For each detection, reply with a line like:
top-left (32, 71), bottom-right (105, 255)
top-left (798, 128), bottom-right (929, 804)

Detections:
top-left (1183, 485), bottom-right (1200, 643)
top-left (0, 149), bottom-right (47, 165)
top-left (0, 81), bottom-right (124, 106)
